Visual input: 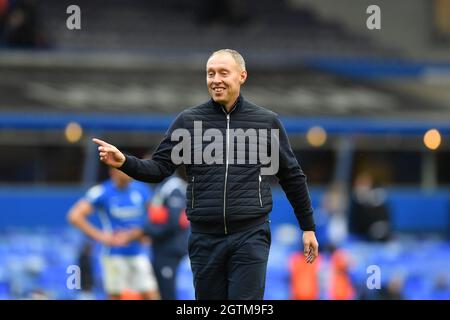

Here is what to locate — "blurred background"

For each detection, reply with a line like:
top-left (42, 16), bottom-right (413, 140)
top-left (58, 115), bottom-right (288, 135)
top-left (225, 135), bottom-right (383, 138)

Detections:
top-left (0, 0), bottom-right (449, 300)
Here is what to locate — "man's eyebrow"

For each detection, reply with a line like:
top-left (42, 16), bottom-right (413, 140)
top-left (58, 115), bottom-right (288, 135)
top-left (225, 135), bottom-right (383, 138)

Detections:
top-left (207, 67), bottom-right (230, 72)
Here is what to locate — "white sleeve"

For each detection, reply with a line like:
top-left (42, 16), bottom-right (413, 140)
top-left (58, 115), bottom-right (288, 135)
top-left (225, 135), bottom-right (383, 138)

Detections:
top-left (84, 185), bottom-right (105, 206)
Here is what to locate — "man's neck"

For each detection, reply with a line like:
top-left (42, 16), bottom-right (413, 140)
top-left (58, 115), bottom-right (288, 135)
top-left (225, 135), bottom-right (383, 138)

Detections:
top-left (223, 95), bottom-right (240, 113)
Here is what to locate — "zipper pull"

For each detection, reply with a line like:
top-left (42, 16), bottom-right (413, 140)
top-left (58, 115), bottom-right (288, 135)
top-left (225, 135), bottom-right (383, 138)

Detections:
top-left (258, 174), bottom-right (263, 207)
top-left (191, 176), bottom-right (195, 209)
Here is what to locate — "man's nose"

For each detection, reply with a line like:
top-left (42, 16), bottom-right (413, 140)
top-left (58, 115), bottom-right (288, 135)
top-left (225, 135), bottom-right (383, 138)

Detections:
top-left (212, 74), bottom-right (223, 83)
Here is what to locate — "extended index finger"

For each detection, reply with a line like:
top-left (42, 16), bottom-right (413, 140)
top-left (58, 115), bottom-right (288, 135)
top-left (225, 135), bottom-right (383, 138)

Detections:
top-left (92, 138), bottom-right (110, 147)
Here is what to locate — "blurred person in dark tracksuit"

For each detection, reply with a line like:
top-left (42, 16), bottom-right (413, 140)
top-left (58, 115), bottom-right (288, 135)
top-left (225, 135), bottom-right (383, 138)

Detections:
top-left (144, 173), bottom-right (189, 300)
top-left (76, 241), bottom-right (96, 300)
top-left (116, 171), bottom-right (189, 300)
top-left (349, 172), bottom-right (391, 242)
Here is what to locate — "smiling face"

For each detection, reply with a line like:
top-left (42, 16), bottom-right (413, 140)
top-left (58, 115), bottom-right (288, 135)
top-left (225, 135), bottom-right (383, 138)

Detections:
top-left (206, 51), bottom-right (247, 110)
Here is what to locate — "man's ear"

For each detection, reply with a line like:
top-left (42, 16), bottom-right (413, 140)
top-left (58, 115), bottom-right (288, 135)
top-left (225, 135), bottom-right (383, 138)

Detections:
top-left (240, 70), bottom-right (248, 84)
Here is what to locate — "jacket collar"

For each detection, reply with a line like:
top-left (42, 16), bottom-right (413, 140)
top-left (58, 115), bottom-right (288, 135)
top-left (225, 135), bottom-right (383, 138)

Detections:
top-left (211, 94), bottom-right (243, 115)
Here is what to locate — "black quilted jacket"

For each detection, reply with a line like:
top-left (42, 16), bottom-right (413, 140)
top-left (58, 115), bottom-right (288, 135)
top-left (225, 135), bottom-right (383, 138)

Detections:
top-left (120, 95), bottom-right (315, 234)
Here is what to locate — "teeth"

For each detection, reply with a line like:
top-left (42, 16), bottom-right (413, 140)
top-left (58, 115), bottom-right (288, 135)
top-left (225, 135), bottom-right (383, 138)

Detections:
top-left (214, 88), bottom-right (224, 92)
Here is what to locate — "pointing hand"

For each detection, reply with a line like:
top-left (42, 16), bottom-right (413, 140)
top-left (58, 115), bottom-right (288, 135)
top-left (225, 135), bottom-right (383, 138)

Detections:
top-left (92, 138), bottom-right (126, 168)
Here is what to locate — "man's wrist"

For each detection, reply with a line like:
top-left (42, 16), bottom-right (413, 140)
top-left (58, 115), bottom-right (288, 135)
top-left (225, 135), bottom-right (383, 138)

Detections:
top-left (119, 154), bottom-right (129, 169)
top-left (301, 225), bottom-right (316, 232)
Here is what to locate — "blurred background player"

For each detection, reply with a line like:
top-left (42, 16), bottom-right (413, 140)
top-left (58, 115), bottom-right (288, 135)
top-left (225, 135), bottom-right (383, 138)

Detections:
top-left (348, 172), bottom-right (391, 242)
top-left (67, 167), bottom-right (160, 300)
top-left (76, 240), bottom-right (95, 300)
top-left (116, 169), bottom-right (189, 300)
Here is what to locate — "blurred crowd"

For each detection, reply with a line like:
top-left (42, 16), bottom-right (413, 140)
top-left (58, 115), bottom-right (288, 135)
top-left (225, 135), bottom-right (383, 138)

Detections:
top-left (289, 171), bottom-right (395, 300)
top-left (0, 0), bottom-right (48, 48)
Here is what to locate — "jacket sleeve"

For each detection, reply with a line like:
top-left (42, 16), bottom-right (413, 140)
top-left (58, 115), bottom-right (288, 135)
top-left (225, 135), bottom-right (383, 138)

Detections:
top-left (119, 112), bottom-right (184, 183)
top-left (273, 114), bottom-right (316, 231)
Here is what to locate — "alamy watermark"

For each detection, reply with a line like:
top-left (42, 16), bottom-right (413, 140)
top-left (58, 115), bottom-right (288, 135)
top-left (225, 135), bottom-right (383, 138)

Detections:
top-left (66, 5), bottom-right (81, 30)
top-left (66, 265), bottom-right (81, 290)
top-left (366, 5), bottom-right (381, 30)
top-left (170, 121), bottom-right (280, 175)
top-left (66, 5), bottom-right (380, 32)
top-left (66, 263), bottom-right (381, 292)
top-left (366, 265), bottom-right (381, 289)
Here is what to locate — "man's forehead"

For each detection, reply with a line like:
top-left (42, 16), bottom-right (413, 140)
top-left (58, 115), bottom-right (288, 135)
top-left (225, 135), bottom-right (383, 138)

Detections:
top-left (206, 53), bottom-right (238, 69)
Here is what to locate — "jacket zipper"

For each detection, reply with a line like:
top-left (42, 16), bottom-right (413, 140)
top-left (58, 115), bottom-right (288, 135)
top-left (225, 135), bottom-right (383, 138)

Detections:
top-left (258, 174), bottom-right (263, 207)
top-left (221, 100), bottom-right (239, 235)
top-left (191, 176), bottom-right (195, 209)
top-left (223, 113), bottom-right (230, 234)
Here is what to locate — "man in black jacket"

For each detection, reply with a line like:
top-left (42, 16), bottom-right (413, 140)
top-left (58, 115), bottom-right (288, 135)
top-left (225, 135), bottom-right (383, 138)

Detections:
top-left (93, 49), bottom-right (319, 300)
